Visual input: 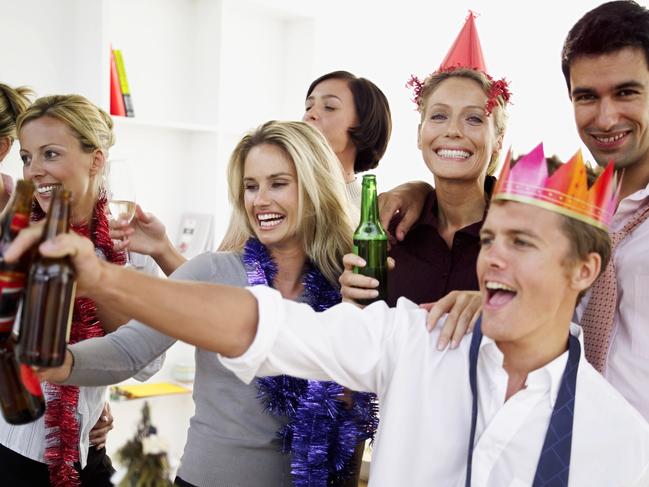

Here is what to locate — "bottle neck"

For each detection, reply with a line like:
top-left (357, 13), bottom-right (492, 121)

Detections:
top-left (1, 183), bottom-right (33, 243)
top-left (359, 178), bottom-right (380, 224)
top-left (42, 196), bottom-right (71, 241)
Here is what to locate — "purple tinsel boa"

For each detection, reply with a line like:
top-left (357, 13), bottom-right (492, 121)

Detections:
top-left (243, 238), bottom-right (378, 486)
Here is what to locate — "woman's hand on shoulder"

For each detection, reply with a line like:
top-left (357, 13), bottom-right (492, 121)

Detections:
top-left (420, 290), bottom-right (481, 350)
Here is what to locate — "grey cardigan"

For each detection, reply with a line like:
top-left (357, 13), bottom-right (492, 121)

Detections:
top-left (67, 252), bottom-right (292, 487)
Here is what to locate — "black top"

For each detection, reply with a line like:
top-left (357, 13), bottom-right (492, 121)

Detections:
top-left (386, 176), bottom-right (495, 306)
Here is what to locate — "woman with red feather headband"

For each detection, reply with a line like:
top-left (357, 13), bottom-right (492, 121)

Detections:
top-left (340, 12), bottom-right (511, 349)
top-left (0, 94), bottom-right (160, 486)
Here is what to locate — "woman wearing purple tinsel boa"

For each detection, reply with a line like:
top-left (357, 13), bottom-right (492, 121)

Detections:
top-left (55, 121), bottom-right (378, 487)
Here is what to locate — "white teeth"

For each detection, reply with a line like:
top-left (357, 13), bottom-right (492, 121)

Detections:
top-left (486, 281), bottom-right (516, 293)
top-left (257, 213), bottom-right (283, 221)
top-left (436, 149), bottom-right (471, 159)
top-left (595, 133), bottom-right (626, 143)
top-left (257, 213), bottom-right (284, 228)
top-left (36, 184), bottom-right (59, 194)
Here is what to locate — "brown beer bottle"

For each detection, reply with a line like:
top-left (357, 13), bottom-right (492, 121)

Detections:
top-left (0, 179), bottom-right (46, 424)
top-left (19, 188), bottom-right (77, 367)
top-left (0, 180), bottom-right (35, 338)
top-left (0, 336), bottom-right (45, 424)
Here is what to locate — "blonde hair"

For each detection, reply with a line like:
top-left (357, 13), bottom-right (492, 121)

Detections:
top-left (219, 121), bottom-right (354, 287)
top-left (0, 84), bottom-right (34, 140)
top-left (418, 69), bottom-right (508, 175)
top-left (16, 94), bottom-right (115, 195)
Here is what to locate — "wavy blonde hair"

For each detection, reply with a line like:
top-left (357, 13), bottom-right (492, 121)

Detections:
top-left (0, 84), bottom-right (34, 141)
top-left (219, 121), bottom-right (354, 287)
top-left (16, 94), bottom-right (115, 197)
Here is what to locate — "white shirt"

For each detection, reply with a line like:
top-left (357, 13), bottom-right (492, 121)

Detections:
top-left (576, 181), bottom-right (649, 421)
top-left (222, 286), bottom-right (649, 487)
top-left (0, 385), bottom-right (106, 467)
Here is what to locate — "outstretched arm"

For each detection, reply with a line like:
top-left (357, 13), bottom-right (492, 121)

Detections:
top-left (10, 229), bottom-right (412, 393)
top-left (6, 229), bottom-right (257, 358)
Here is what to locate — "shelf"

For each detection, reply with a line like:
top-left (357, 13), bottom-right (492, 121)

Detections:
top-left (112, 116), bottom-right (219, 134)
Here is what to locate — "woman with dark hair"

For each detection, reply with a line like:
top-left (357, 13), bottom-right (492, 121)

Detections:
top-left (303, 70), bottom-right (392, 208)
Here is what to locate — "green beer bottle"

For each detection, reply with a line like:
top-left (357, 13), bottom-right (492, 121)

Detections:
top-left (353, 174), bottom-right (388, 305)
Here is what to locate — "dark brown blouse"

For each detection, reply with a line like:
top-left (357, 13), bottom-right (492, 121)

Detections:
top-left (386, 176), bottom-right (495, 306)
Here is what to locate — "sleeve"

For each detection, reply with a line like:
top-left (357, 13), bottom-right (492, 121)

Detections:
top-left (66, 320), bottom-right (176, 386)
top-left (67, 252), bottom-right (243, 386)
top-left (220, 285), bottom-right (422, 395)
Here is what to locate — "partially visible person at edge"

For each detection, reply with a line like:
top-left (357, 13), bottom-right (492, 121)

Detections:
top-left (0, 83), bottom-right (33, 209)
top-left (339, 13), bottom-right (510, 351)
top-left (35, 121), bottom-right (378, 487)
top-left (24, 146), bottom-right (649, 486)
top-left (0, 94), bottom-right (160, 486)
top-left (563, 0), bottom-right (649, 422)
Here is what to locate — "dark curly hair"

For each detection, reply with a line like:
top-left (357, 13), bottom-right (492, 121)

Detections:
top-left (306, 71), bottom-right (392, 173)
top-left (561, 1), bottom-right (649, 92)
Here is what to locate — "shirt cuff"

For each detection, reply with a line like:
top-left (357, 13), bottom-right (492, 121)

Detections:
top-left (219, 285), bottom-right (284, 384)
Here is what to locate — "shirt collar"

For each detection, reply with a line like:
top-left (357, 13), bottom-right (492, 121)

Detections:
top-left (478, 323), bottom-right (583, 408)
top-left (622, 179), bottom-right (649, 203)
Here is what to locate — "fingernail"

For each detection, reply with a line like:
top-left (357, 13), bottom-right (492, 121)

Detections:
top-left (451, 340), bottom-right (459, 349)
top-left (102, 416), bottom-right (108, 422)
top-left (437, 340), bottom-right (446, 351)
top-left (371, 290), bottom-right (379, 297)
top-left (371, 279), bottom-right (379, 287)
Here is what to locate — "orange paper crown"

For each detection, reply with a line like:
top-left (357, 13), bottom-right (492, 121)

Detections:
top-left (493, 143), bottom-right (617, 230)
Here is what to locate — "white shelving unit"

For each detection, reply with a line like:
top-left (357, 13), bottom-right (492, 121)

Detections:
top-left (2, 0), bottom-right (317, 476)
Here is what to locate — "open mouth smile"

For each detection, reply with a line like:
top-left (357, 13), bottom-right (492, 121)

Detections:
top-left (257, 212), bottom-right (285, 229)
top-left (436, 148), bottom-right (472, 160)
top-left (484, 280), bottom-right (517, 309)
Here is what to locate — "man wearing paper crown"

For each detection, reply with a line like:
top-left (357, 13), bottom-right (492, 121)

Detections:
top-left (23, 143), bottom-right (649, 486)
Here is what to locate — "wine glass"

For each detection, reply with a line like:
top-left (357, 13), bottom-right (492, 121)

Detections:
top-left (107, 158), bottom-right (136, 266)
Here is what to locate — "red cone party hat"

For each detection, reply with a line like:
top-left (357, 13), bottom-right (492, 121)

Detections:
top-left (439, 11), bottom-right (487, 72)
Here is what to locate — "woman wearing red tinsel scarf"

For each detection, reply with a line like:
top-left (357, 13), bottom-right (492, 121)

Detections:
top-left (0, 94), bottom-right (160, 486)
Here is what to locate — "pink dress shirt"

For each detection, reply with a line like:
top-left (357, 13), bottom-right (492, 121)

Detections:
top-left (577, 181), bottom-right (649, 421)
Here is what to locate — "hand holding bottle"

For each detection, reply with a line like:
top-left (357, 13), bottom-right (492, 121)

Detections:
top-left (353, 175), bottom-right (389, 305)
top-left (33, 348), bottom-right (73, 384)
top-left (339, 253), bottom-right (395, 306)
top-left (5, 227), bottom-right (103, 297)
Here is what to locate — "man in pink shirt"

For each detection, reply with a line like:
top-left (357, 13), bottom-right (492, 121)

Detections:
top-left (561, 0), bottom-right (649, 419)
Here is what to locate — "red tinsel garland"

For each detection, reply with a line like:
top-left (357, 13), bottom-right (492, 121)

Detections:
top-left (406, 66), bottom-right (512, 115)
top-left (32, 193), bottom-right (125, 486)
